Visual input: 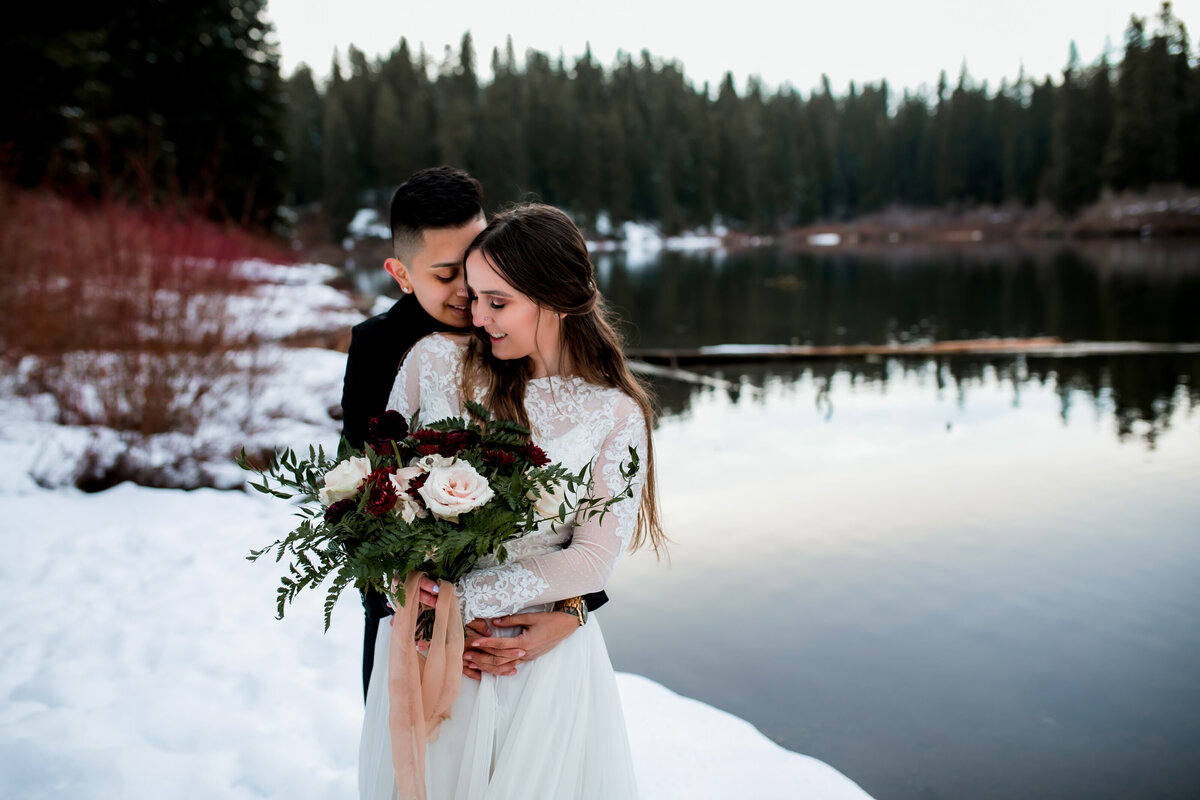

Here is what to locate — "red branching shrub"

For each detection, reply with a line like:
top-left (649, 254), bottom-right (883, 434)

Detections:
top-left (0, 182), bottom-right (291, 439)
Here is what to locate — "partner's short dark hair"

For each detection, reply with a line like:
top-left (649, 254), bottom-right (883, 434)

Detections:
top-left (389, 166), bottom-right (484, 261)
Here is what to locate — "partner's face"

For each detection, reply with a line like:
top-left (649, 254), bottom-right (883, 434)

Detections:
top-left (387, 216), bottom-right (486, 328)
top-left (465, 250), bottom-right (562, 378)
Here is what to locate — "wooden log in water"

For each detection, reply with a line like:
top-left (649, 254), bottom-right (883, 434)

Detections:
top-left (627, 338), bottom-right (1200, 366)
top-left (627, 360), bottom-right (745, 392)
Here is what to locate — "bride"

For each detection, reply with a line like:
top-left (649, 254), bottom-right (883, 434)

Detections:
top-left (359, 203), bottom-right (665, 799)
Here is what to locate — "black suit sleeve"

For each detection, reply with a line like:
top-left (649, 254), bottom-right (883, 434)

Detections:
top-left (582, 590), bottom-right (609, 612)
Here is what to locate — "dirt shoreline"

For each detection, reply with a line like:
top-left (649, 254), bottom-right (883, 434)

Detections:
top-left (769, 189), bottom-right (1200, 249)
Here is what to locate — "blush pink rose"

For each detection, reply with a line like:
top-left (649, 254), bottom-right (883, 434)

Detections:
top-left (417, 462), bottom-right (495, 521)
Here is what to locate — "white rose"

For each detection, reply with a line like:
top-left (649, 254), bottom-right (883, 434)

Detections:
top-left (389, 467), bottom-right (428, 523)
top-left (417, 463), bottom-right (495, 521)
top-left (318, 456), bottom-right (371, 505)
top-left (528, 480), bottom-right (574, 519)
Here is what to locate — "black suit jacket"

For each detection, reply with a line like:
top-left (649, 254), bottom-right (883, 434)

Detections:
top-left (340, 294), bottom-right (608, 620)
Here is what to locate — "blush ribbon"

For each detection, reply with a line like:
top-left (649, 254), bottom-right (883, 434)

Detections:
top-left (387, 572), bottom-right (463, 799)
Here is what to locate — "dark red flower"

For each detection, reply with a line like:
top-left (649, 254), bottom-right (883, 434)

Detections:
top-left (366, 411), bottom-right (409, 452)
top-left (406, 471), bottom-right (429, 502)
top-left (439, 429), bottom-right (480, 456)
top-left (415, 443), bottom-right (441, 457)
top-left (523, 444), bottom-right (551, 466)
top-left (412, 429), bottom-right (446, 447)
top-left (364, 468), bottom-right (398, 517)
top-left (323, 499), bottom-right (355, 525)
top-left (482, 449), bottom-right (516, 468)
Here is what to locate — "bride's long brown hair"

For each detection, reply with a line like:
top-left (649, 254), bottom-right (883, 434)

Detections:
top-left (460, 204), bottom-right (665, 556)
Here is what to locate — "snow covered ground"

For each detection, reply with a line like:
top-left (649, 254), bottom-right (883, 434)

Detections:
top-left (0, 260), bottom-right (874, 799)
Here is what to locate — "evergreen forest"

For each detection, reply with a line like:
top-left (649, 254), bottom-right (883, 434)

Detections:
top-left (4, 2), bottom-right (1198, 237)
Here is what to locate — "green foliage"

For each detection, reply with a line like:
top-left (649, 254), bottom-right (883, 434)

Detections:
top-left (240, 408), bottom-right (639, 631)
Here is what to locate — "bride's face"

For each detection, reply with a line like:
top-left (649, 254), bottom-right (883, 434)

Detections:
top-left (465, 250), bottom-right (562, 378)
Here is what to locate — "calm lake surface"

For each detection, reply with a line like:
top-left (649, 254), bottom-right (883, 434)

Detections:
top-left (590, 241), bottom-right (1200, 800)
top-left (354, 239), bottom-right (1200, 798)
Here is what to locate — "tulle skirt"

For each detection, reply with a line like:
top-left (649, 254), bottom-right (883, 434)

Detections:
top-left (359, 615), bottom-right (640, 800)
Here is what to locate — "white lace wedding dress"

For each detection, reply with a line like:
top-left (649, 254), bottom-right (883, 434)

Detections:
top-left (359, 333), bottom-right (644, 800)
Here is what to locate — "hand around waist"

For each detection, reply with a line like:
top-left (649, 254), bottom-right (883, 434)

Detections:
top-left (461, 610), bottom-right (582, 680)
top-left (414, 576), bottom-right (584, 681)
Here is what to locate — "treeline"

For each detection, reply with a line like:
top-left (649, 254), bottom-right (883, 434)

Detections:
top-left (3, 3), bottom-right (1196, 236)
top-left (289, 3), bottom-right (1199, 235)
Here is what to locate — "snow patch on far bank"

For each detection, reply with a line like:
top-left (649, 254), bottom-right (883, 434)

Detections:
top-left (587, 221), bottom-right (729, 268)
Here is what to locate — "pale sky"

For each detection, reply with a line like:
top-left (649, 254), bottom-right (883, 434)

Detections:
top-left (265, 0), bottom-right (1198, 96)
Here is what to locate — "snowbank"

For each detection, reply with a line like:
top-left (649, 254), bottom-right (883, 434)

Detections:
top-left (347, 209), bottom-right (391, 240)
top-left (0, 482), bottom-right (873, 799)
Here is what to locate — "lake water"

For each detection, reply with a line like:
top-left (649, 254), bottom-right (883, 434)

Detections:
top-left (353, 239), bottom-right (1200, 798)
top-left (589, 241), bottom-right (1200, 800)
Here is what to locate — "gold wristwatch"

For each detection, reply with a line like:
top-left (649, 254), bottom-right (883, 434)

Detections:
top-left (553, 596), bottom-right (588, 627)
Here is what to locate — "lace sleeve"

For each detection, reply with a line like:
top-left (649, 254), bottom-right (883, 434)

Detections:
top-left (456, 395), bottom-right (648, 621)
top-left (385, 334), bottom-right (465, 421)
top-left (385, 342), bottom-right (420, 419)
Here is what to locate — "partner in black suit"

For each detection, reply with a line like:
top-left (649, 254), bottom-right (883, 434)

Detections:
top-left (341, 166), bottom-right (607, 700)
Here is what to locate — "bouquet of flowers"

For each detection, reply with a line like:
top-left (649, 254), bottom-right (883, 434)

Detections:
top-left (239, 400), bottom-right (638, 632)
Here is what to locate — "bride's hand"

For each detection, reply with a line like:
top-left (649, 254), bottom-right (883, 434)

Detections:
top-left (417, 576), bottom-right (440, 608)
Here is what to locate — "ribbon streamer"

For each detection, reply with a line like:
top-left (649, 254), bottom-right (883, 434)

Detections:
top-left (387, 572), bottom-right (464, 799)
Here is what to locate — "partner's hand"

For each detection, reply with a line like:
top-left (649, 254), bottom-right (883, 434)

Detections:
top-left (462, 610), bottom-right (580, 679)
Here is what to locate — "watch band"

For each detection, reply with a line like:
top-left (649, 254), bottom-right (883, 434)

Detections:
top-left (553, 595), bottom-right (587, 626)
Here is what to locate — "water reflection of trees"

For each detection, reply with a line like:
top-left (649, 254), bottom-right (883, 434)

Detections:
top-left (599, 243), bottom-right (1200, 349)
top-left (646, 354), bottom-right (1199, 450)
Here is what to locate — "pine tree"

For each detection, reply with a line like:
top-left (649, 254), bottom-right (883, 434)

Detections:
top-left (371, 82), bottom-right (406, 188)
top-left (474, 39), bottom-right (528, 206)
top-left (600, 108), bottom-right (633, 226)
top-left (321, 58), bottom-right (360, 234)
top-left (609, 54), bottom-right (653, 221)
top-left (284, 65), bottom-right (324, 206)
top-left (572, 46), bottom-right (606, 231)
top-left (2, 0), bottom-right (288, 225)
top-left (891, 91), bottom-right (933, 206)
top-left (342, 46), bottom-right (377, 192)
top-left (1105, 14), bottom-right (1154, 189)
top-left (1024, 77), bottom-right (1056, 205)
top-left (381, 39), bottom-right (436, 182)
top-left (1049, 44), bottom-right (1096, 214)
